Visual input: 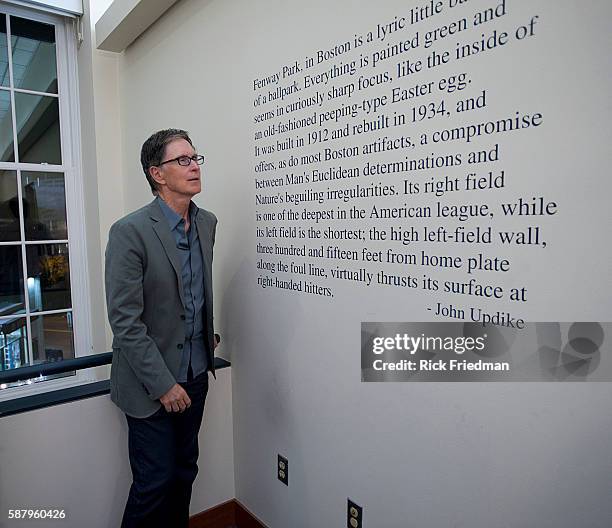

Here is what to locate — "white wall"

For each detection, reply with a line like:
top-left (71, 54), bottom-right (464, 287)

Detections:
top-left (114, 0), bottom-right (612, 526)
top-left (77, 0), bottom-right (107, 359)
top-left (0, 395), bottom-right (129, 528)
top-left (90, 2), bottom-right (124, 348)
top-left (0, 368), bottom-right (233, 528)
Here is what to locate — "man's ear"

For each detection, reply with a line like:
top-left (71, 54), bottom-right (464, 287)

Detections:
top-left (149, 165), bottom-right (165, 187)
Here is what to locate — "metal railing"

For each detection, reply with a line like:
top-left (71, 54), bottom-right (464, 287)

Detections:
top-left (0, 352), bottom-right (230, 417)
top-left (0, 352), bottom-right (113, 384)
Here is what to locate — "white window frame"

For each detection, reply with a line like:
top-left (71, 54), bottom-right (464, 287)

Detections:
top-left (0, 0), bottom-right (94, 401)
top-left (3, 1), bottom-right (83, 17)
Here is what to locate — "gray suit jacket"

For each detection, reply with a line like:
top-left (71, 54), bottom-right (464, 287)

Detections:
top-left (105, 199), bottom-right (217, 418)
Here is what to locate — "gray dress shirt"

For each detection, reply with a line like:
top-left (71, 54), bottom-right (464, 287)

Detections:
top-left (157, 197), bottom-right (207, 381)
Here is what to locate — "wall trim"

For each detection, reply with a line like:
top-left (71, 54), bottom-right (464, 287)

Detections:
top-left (190, 499), bottom-right (267, 528)
top-left (95, 0), bottom-right (179, 52)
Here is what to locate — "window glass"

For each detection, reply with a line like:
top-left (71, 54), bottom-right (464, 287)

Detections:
top-left (22, 171), bottom-right (67, 240)
top-left (0, 316), bottom-right (28, 371)
top-left (15, 92), bottom-right (61, 164)
top-left (31, 312), bottom-right (74, 364)
top-left (26, 243), bottom-right (71, 312)
top-left (0, 90), bottom-right (14, 161)
top-left (10, 16), bottom-right (57, 94)
top-left (0, 170), bottom-right (19, 241)
top-left (0, 246), bottom-right (25, 316)
top-left (0, 15), bottom-right (8, 87)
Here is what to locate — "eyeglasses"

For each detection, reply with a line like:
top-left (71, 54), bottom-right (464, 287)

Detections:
top-left (157, 154), bottom-right (205, 167)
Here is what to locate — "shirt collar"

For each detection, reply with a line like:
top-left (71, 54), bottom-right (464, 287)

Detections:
top-left (156, 196), bottom-right (198, 232)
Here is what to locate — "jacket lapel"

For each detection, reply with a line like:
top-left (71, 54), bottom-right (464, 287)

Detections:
top-left (195, 211), bottom-right (213, 321)
top-left (149, 200), bottom-right (186, 308)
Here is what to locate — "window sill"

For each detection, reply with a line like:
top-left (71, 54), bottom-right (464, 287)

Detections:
top-left (0, 357), bottom-right (231, 418)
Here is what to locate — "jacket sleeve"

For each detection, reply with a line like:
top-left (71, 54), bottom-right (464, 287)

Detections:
top-left (105, 221), bottom-right (175, 400)
top-left (211, 212), bottom-right (217, 246)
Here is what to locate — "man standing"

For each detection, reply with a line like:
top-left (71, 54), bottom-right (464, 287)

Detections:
top-left (105, 129), bottom-right (217, 528)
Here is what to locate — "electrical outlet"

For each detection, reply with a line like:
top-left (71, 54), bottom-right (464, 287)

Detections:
top-left (347, 499), bottom-right (362, 528)
top-left (277, 454), bottom-right (288, 486)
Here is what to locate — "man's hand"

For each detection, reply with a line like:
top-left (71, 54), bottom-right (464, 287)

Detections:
top-left (160, 383), bottom-right (191, 413)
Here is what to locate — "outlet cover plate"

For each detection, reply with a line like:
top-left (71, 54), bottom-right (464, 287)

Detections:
top-left (278, 454), bottom-right (288, 486)
top-left (347, 498), bottom-right (362, 528)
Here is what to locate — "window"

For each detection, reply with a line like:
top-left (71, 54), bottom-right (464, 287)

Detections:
top-left (0, 3), bottom-right (91, 394)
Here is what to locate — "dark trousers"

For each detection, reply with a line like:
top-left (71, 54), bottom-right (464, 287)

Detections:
top-left (121, 373), bottom-right (209, 528)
